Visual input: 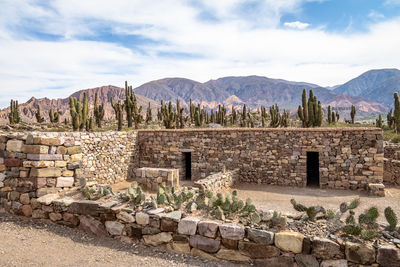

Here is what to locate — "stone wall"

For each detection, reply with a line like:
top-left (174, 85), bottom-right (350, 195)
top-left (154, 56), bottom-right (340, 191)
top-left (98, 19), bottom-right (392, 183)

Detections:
top-left (1, 195), bottom-right (398, 266)
top-left (384, 144), bottom-right (400, 185)
top-left (137, 128), bottom-right (383, 190)
top-left (194, 169), bottom-right (239, 193)
top-left (134, 167), bottom-right (179, 191)
top-left (0, 133), bottom-right (81, 198)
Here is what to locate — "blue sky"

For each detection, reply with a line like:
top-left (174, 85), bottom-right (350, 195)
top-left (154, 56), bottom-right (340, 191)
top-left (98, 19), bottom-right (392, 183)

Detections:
top-left (0, 0), bottom-right (400, 107)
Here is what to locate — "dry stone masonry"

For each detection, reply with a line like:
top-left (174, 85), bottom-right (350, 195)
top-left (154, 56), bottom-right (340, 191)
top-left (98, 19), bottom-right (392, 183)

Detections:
top-left (384, 144), bottom-right (400, 185)
top-left (134, 167), bottom-right (179, 191)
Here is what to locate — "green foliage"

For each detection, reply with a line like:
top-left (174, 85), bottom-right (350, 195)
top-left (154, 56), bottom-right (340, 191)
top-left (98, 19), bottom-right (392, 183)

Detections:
top-left (384, 206), bottom-right (398, 231)
top-left (49, 108), bottom-right (60, 123)
top-left (94, 92), bottom-right (105, 128)
top-left (111, 97), bottom-right (124, 131)
top-left (361, 229), bottom-right (377, 240)
top-left (394, 92), bottom-right (400, 133)
top-left (376, 114), bottom-right (383, 128)
top-left (8, 99), bottom-right (21, 124)
top-left (343, 224), bottom-right (362, 236)
top-left (350, 105), bottom-right (356, 124)
top-left (326, 209), bottom-right (335, 220)
top-left (69, 93), bottom-right (88, 131)
top-left (124, 181), bottom-right (146, 205)
top-left (124, 81), bottom-right (143, 129)
top-left (290, 199), bottom-right (325, 221)
top-left (82, 184), bottom-right (114, 200)
top-left (387, 109), bottom-right (395, 129)
top-left (145, 102), bottom-right (152, 124)
top-left (35, 106), bottom-right (44, 123)
top-left (327, 106), bottom-right (332, 124)
top-left (298, 89), bottom-right (322, 127)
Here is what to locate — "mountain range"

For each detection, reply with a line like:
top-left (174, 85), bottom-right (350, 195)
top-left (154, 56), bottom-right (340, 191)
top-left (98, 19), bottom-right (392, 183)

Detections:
top-left (0, 68), bottom-right (398, 124)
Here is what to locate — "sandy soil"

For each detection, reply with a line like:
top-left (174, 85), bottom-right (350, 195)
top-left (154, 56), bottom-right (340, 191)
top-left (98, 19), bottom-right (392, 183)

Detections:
top-left (0, 213), bottom-right (247, 267)
top-left (233, 184), bottom-right (400, 222)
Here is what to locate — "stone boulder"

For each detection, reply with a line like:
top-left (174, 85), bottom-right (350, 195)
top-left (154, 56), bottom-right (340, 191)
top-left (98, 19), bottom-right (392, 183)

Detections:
top-left (274, 231), bottom-right (304, 253)
top-left (295, 254), bottom-right (319, 267)
top-left (345, 242), bottom-right (375, 265)
top-left (135, 212), bottom-right (149, 225)
top-left (189, 235), bottom-right (221, 253)
top-left (238, 241), bottom-right (280, 259)
top-left (376, 246), bottom-right (400, 267)
top-left (247, 228), bottom-right (274, 245)
top-left (105, 221), bottom-right (125, 236)
top-left (116, 211), bottom-right (135, 223)
top-left (177, 217), bottom-right (199, 236)
top-left (320, 259), bottom-right (348, 267)
top-left (312, 237), bottom-right (343, 260)
top-left (78, 215), bottom-right (109, 236)
top-left (216, 248), bottom-right (251, 263)
top-left (143, 232), bottom-right (172, 246)
top-left (219, 224), bottom-right (245, 240)
top-left (254, 256), bottom-right (294, 267)
top-left (37, 194), bottom-right (59, 205)
top-left (197, 221), bottom-right (219, 238)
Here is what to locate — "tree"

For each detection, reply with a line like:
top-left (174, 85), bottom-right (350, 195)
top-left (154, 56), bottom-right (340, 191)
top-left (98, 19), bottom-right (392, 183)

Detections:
top-left (350, 105), bottom-right (356, 124)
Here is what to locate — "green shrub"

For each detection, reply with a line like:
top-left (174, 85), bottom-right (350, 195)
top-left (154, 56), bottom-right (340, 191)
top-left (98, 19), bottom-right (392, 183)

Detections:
top-left (384, 207), bottom-right (398, 231)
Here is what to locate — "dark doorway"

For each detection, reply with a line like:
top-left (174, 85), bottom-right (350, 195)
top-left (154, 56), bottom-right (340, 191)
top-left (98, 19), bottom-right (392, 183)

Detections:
top-left (307, 152), bottom-right (319, 187)
top-left (183, 152), bottom-right (192, 180)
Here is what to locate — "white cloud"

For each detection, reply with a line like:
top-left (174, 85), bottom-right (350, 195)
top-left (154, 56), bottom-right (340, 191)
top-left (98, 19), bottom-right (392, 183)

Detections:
top-left (284, 21), bottom-right (310, 29)
top-left (368, 10), bottom-right (385, 20)
top-left (0, 0), bottom-right (399, 107)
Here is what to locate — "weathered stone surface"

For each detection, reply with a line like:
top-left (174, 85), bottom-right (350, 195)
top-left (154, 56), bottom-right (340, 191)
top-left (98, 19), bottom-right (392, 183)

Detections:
top-left (0, 164), bottom-right (5, 172)
top-left (55, 161), bottom-right (67, 167)
top-left (219, 224), bottom-right (245, 240)
top-left (143, 232), bottom-right (172, 246)
top-left (312, 237), bottom-right (343, 260)
top-left (166, 242), bottom-right (191, 254)
top-left (142, 226), bottom-right (161, 235)
top-left (320, 259), bottom-right (348, 267)
top-left (30, 167), bottom-right (62, 178)
top-left (295, 254), bottom-right (319, 267)
top-left (116, 211), bottom-right (135, 223)
top-left (36, 187), bottom-right (58, 197)
top-left (23, 160), bottom-right (54, 168)
top-left (70, 153), bottom-right (82, 162)
top-left (254, 256), bottom-right (294, 267)
top-left (238, 241), bottom-right (280, 259)
top-left (105, 221), bottom-right (124, 236)
top-left (5, 158), bottom-right (21, 167)
top-left (190, 248), bottom-right (218, 260)
top-left (376, 246), bottom-right (400, 267)
top-left (37, 193), bottom-right (58, 205)
top-left (27, 154), bottom-right (63, 161)
top-left (221, 238), bottom-right (238, 250)
top-left (247, 228), bottom-right (274, 245)
top-left (164, 210), bottom-right (182, 222)
top-left (49, 212), bottom-right (62, 221)
top-left (274, 231), bottom-right (304, 253)
top-left (23, 145), bottom-right (49, 154)
top-left (63, 213), bottom-right (79, 226)
top-left (21, 205), bottom-right (32, 217)
top-left (67, 146), bottom-right (82, 155)
top-left (160, 218), bottom-right (178, 232)
top-left (6, 140), bottom-right (23, 152)
top-left (189, 235), bottom-right (221, 253)
top-left (78, 215), bottom-right (108, 236)
top-left (216, 248), bottom-right (251, 262)
top-left (19, 193), bottom-right (30, 205)
top-left (177, 217), bottom-right (199, 236)
top-left (56, 177), bottom-right (74, 187)
top-left (198, 220), bottom-right (219, 238)
top-left (36, 137), bottom-right (62, 146)
top-left (68, 200), bottom-right (101, 216)
top-left (135, 212), bottom-right (149, 225)
top-left (32, 209), bottom-right (47, 219)
top-left (345, 241), bottom-right (375, 264)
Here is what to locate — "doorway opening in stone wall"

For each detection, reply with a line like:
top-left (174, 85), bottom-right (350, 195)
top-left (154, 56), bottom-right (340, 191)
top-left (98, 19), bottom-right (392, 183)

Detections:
top-left (183, 152), bottom-right (192, 180)
top-left (307, 152), bottom-right (320, 187)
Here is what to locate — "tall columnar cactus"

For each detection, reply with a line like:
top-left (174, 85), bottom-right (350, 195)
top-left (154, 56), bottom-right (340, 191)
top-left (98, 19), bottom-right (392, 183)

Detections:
top-left (350, 105), bottom-right (356, 124)
top-left (175, 99), bottom-right (185, 128)
top-left (269, 104), bottom-right (281, 128)
top-left (216, 104), bottom-right (226, 126)
top-left (86, 116), bottom-right (94, 131)
top-left (124, 81), bottom-right (143, 129)
top-left (387, 109), bottom-right (394, 129)
top-left (82, 92), bottom-right (88, 130)
top-left (69, 97), bottom-right (81, 131)
top-left (111, 97), bottom-right (124, 131)
top-left (240, 104), bottom-right (247, 127)
top-left (331, 111), bottom-right (336, 124)
top-left (231, 106), bottom-right (237, 125)
top-left (384, 207), bottom-right (398, 231)
top-left (376, 115), bottom-right (383, 128)
top-left (298, 89), bottom-right (322, 127)
top-left (189, 98), bottom-right (195, 124)
top-left (8, 99), bottom-right (21, 124)
top-left (394, 93), bottom-right (400, 133)
top-left (162, 101), bottom-right (176, 129)
top-left (145, 102), bottom-right (152, 124)
top-left (94, 92), bottom-right (104, 128)
top-left (261, 106), bottom-right (268, 127)
top-left (327, 105), bottom-right (332, 124)
top-left (35, 106), bottom-right (44, 123)
top-left (49, 108), bottom-right (60, 123)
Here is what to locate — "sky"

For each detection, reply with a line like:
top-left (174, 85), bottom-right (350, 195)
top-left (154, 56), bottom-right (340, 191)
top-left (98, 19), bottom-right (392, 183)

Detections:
top-left (0, 0), bottom-right (400, 108)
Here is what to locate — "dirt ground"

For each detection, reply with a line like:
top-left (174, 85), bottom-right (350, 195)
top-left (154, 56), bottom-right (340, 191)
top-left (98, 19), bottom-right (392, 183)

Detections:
top-left (0, 213), bottom-right (247, 267)
top-left (233, 184), bottom-right (400, 222)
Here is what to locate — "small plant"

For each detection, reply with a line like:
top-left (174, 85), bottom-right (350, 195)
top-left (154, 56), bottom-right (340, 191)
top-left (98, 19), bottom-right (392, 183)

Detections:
top-left (341, 205), bottom-right (380, 240)
top-left (361, 229), bottom-right (378, 240)
top-left (290, 199), bottom-right (326, 221)
top-left (123, 181), bottom-right (146, 205)
top-left (326, 209), bottom-right (335, 220)
top-left (82, 184), bottom-right (114, 200)
top-left (384, 207), bottom-right (398, 232)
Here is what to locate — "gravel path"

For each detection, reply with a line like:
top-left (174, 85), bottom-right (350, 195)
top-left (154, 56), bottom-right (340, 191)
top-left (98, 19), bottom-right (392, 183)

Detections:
top-left (0, 213), bottom-right (248, 267)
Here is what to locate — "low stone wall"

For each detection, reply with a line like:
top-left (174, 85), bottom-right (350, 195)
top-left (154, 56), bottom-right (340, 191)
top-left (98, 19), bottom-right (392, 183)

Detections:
top-left (1, 195), bottom-right (398, 266)
top-left (134, 167), bottom-right (179, 190)
top-left (194, 169), bottom-right (238, 193)
top-left (384, 144), bottom-right (400, 185)
top-left (0, 133), bottom-right (81, 198)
